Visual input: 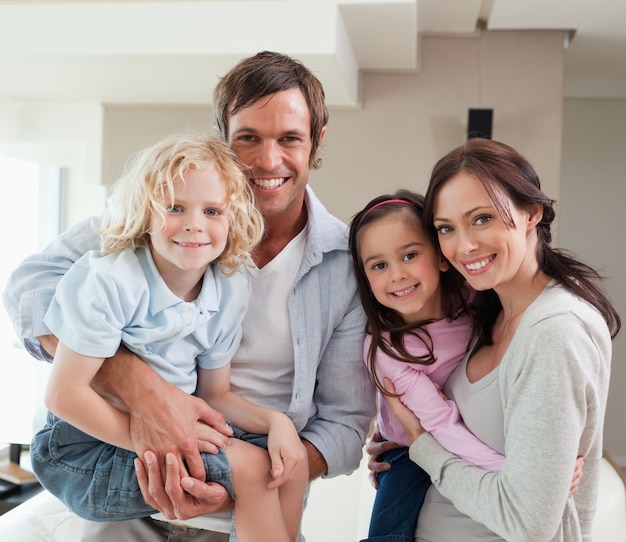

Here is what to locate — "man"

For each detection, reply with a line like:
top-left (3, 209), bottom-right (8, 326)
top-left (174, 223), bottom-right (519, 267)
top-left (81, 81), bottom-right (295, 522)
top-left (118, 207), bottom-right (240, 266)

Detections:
top-left (3, 51), bottom-right (375, 541)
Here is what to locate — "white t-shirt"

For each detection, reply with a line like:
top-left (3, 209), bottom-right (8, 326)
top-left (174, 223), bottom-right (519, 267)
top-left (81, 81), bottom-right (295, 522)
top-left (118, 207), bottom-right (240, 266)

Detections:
top-left (229, 226), bottom-right (307, 412)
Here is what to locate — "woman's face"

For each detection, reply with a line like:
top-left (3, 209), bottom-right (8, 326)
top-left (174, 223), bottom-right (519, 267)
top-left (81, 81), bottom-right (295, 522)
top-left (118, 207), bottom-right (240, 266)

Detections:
top-left (431, 172), bottom-right (539, 293)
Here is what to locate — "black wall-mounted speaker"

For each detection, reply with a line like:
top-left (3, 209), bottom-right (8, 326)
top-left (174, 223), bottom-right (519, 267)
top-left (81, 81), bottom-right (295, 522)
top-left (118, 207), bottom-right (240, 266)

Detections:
top-left (467, 108), bottom-right (493, 140)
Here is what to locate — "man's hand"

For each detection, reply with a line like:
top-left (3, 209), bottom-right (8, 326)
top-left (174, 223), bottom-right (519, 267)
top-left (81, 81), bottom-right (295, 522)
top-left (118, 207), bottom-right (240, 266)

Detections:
top-left (93, 347), bottom-right (232, 480)
top-left (135, 451), bottom-right (232, 520)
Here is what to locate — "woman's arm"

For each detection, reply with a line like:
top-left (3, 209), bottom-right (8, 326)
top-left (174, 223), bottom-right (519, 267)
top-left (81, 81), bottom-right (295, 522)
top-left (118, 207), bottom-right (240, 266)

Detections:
top-left (390, 312), bottom-right (609, 540)
top-left (385, 367), bottom-right (504, 470)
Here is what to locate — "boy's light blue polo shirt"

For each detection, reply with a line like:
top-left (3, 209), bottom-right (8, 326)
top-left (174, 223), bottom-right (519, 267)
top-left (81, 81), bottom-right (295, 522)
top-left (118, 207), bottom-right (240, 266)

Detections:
top-left (44, 246), bottom-right (247, 394)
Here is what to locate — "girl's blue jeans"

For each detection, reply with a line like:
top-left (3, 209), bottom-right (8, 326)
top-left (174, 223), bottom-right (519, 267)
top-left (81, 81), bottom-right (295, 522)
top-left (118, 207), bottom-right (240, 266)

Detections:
top-left (361, 445), bottom-right (431, 542)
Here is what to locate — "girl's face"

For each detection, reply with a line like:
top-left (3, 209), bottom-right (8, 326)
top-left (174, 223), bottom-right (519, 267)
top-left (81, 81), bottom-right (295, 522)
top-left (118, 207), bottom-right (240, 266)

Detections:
top-left (359, 211), bottom-right (449, 324)
top-left (432, 172), bottom-right (540, 293)
top-left (150, 162), bottom-right (229, 283)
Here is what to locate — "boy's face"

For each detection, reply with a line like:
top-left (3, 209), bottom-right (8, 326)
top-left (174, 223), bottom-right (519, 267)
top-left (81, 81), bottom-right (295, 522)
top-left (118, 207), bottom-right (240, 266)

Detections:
top-left (150, 162), bottom-right (229, 289)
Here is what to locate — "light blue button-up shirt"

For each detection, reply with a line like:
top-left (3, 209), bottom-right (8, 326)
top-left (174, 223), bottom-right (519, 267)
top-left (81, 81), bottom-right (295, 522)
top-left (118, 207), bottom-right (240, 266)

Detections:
top-left (3, 187), bottom-right (375, 477)
top-left (44, 247), bottom-right (246, 394)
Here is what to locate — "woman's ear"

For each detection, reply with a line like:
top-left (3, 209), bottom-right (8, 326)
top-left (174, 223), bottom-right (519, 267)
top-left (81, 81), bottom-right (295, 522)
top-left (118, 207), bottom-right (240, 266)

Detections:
top-left (526, 203), bottom-right (544, 230)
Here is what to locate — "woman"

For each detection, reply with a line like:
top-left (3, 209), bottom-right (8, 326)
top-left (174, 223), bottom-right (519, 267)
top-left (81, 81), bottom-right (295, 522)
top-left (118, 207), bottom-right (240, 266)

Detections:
top-left (382, 138), bottom-right (620, 541)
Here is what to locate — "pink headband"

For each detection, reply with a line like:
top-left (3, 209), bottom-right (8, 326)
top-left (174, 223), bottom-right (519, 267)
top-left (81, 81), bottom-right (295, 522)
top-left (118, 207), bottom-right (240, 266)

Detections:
top-left (364, 198), bottom-right (412, 217)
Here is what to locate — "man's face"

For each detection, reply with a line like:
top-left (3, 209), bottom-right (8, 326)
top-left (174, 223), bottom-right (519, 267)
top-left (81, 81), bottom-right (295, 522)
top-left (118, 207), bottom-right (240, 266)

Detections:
top-left (227, 87), bottom-right (325, 220)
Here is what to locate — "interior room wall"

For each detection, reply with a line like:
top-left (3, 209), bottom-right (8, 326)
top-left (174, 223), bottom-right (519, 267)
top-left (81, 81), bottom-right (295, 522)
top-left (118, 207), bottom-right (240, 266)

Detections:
top-left (101, 30), bottom-right (626, 468)
top-left (0, 102), bottom-right (106, 230)
top-left (559, 98), bottom-right (626, 465)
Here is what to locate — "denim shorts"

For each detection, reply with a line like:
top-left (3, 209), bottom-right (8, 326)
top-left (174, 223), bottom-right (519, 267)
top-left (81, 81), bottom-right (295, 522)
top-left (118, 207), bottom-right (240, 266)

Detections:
top-left (30, 412), bottom-right (235, 522)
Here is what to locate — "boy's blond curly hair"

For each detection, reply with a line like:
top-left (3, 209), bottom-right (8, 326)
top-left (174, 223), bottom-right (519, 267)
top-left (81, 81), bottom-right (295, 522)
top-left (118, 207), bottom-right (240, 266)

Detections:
top-left (98, 133), bottom-right (264, 275)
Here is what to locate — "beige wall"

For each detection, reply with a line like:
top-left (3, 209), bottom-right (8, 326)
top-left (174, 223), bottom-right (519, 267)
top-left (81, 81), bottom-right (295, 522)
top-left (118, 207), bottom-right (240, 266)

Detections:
top-left (560, 98), bottom-right (626, 464)
top-left (102, 30), bottom-right (626, 464)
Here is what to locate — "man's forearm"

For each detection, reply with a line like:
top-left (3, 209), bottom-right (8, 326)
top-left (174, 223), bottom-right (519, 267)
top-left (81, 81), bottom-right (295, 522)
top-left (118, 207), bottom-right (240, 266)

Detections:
top-left (303, 438), bottom-right (328, 481)
top-left (91, 345), bottom-right (163, 411)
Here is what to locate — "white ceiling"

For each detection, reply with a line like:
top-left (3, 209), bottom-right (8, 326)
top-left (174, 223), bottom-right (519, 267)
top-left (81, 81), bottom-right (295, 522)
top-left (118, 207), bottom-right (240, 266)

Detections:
top-left (0, 0), bottom-right (625, 106)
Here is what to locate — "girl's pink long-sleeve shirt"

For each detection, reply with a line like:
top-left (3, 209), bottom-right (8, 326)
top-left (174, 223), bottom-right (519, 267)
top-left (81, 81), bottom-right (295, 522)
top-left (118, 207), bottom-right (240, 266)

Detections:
top-left (367, 315), bottom-right (504, 471)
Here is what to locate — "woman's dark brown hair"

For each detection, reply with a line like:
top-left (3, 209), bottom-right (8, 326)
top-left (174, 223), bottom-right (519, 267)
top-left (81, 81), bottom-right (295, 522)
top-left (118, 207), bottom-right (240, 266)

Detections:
top-left (423, 138), bottom-right (621, 343)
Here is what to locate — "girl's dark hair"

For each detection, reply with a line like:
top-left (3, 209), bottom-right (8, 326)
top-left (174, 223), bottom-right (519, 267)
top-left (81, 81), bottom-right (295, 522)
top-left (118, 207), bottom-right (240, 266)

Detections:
top-left (423, 138), bottom-right (621, 343)
top-left (348, 189), bottom-right (471, 395)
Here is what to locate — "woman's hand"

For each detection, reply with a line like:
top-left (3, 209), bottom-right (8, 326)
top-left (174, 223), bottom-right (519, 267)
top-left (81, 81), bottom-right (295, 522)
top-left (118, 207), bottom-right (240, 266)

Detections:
top-left (365, 430), bottom-right (403, 489)
top-left (383, 378), bottom-right (426, 443)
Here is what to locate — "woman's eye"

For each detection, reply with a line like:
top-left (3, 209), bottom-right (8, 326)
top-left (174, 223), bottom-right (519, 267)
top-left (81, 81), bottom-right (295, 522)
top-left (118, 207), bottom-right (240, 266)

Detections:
top-left (474, 215), bottom-right (492, 225)
top-left (436, 225), bottom-right (453, 234)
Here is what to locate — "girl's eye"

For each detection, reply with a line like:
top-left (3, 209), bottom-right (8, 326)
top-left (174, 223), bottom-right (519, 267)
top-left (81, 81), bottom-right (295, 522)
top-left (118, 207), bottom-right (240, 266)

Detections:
top-left (166, 205), bottom-right (182, 213)
top-left (205, 208), bottom-right (220, 217)
top-left (403, 252), bottom-right (417, 262)
top-left (371, 262), bottom-right (387, 271)
top-left (474, 215), bottom-right (492, 226)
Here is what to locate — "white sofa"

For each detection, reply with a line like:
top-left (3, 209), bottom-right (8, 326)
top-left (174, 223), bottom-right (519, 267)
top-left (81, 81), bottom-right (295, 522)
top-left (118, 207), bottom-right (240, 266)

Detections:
top-left (1, 456), bottom-right (625, 541)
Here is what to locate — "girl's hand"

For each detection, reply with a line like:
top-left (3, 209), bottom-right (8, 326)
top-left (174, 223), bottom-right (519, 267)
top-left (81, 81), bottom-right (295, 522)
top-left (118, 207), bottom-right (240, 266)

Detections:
top-left (383, 378), bottom-right (426, 443)
top-left (266, 413), bottom-right (308, 489)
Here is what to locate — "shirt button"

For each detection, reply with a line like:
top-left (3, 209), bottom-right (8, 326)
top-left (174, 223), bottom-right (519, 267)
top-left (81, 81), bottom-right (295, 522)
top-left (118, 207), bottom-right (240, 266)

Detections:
top-left (181, 305), bottom-right (190, 313)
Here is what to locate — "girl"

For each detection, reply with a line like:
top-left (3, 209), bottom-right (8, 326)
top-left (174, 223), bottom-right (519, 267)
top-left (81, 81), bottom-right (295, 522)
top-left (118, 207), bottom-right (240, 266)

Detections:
top-left (348, 190), bottom-right (505, 542)
top-left (385, 139), bottom-right (620, 541)
top-left (30, 133), bottom-right (308, 542)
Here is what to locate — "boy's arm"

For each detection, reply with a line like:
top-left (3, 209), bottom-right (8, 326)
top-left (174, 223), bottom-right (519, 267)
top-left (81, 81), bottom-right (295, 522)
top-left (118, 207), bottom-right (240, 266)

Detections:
top-left (198, 366), bottom-right (307, 487)
top-left (46, 342), bottom-right (134, 450)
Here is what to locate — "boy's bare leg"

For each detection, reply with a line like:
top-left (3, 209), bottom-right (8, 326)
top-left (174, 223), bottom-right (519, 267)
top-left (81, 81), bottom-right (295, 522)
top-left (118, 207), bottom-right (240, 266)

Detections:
top-left (278, 455), bottom-right (309, 542)
top-left (226, 439), bottom-right (290, 542)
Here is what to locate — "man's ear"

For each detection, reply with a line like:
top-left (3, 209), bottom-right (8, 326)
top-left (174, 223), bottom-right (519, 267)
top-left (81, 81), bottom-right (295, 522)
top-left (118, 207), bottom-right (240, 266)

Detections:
top-left (318, 125), bottom-right (327, 147)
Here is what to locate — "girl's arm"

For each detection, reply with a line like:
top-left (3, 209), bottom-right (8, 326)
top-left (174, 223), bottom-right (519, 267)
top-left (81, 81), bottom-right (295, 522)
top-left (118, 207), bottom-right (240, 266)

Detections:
top-left (386, 366), bottom-right (504, 471)
top-left (197, 365), bottom-right (307, 487)
top-left (45, 341), bottom-right (133, 450)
